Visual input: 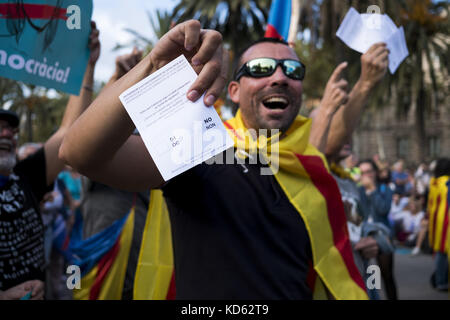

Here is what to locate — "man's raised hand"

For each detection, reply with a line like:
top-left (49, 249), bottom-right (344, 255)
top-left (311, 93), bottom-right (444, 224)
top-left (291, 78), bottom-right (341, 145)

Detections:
top-left (149, 20), bottom-right (227, 106)
top-left (114, 47), bottom-right (144, 80)
top-left (88, 21), bottom-right (100, 66)
top-left (319, 62), bottom-right (349, 116)
top-left (360, 43), bottom-right (389, 90)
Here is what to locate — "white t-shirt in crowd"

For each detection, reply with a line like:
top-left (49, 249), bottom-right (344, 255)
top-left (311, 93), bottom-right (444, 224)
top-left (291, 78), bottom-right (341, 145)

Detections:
top-left (394, 210), bottom-right (424, 234)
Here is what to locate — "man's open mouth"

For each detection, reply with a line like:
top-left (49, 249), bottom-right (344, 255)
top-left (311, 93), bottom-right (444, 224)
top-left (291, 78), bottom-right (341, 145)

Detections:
top-left (262, 96), bottom-right (289, 110)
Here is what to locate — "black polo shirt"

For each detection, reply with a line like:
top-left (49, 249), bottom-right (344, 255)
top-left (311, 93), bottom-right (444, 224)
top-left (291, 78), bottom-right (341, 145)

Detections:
top-left (162, 150), bottom-right (313, 299)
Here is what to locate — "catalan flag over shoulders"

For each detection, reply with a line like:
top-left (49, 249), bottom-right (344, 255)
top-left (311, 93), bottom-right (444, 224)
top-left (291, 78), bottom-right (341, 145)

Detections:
top-left (265, 0), bottom-right (292, 40)
top-left (427, 176), bottom-right (449, 254)
top-left (224, 111), bottom-right (368, 299)
top-left (69, 206), bottom-right (135, 300)
top-left (134, 112), bottom-right (368, 300)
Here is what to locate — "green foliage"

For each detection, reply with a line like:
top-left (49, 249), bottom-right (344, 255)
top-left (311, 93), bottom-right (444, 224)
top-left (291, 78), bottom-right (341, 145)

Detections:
top-left (295, 42), bottom-right (337, 100)
top-left (0, 77), bottom-right (24, 108)
top-left (113, 9), bottom-right (174, 55)
top-left (149, 10), bottom-right (173, 40)
top-left (0, 79), bottom-right (68, 144)
top-left (0, 0), bottom-right (446, 160)
top-left (172, 0), bottom-right (270, 67)
top-left (391, 0), bottom-right (449, 114)
top-left (28, 93), bottom-right (68, 144)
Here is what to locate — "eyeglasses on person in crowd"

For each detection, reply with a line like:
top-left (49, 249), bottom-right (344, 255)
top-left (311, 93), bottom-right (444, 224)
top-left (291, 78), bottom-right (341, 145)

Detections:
top-left (360, 169), bottom-right (375, 175)
top-left (0, 123), bottom-right (19, 135)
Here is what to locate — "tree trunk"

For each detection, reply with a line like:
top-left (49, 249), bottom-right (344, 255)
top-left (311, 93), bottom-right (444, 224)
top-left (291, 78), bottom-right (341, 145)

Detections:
top-left (26, 104), bottom-right (33, 142)
top-left (375, 116), bottom-right (386, 160)
top-left (414, 83), bottom-right (427, 163)
top-left (321, 0), bottom-right (334, 46)
top-left (229, 4), bottom-right (242, 72)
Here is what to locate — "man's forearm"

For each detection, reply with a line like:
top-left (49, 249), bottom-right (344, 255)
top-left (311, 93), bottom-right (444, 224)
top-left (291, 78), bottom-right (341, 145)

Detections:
top-left (309, 108), bottom-right (335, 154)
top-left (43, 63), bottom-right (98, 185)
top-left (59, 54), bottom-right (155, 172)
top-left (103, 71), bottom-right (121, 89)
top-left (59, 64), bottom-right (95, 130)
top-left (324, 79), bottom-right (373, 156)
top-left (324, 42), bottom-right (389, 157)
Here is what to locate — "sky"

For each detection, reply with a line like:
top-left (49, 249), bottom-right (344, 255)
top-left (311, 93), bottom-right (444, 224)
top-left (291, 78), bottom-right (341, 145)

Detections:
top-left (91, 0), bottom-right (177, 83)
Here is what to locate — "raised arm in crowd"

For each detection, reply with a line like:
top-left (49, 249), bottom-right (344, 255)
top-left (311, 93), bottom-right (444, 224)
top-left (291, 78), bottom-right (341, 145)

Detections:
top-left (310, 43), bottom-right (389, 157)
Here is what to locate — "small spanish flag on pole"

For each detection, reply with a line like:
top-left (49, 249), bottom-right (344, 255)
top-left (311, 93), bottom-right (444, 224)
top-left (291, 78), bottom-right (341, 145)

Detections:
top-left (265, 0), bottom-right (292, 40)
top-left (265, 0), bottom-right (301, 47)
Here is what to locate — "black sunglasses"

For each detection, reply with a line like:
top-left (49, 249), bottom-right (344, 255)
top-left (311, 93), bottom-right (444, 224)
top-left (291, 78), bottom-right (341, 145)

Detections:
top-left (234, 57), bottom-right (306, 81)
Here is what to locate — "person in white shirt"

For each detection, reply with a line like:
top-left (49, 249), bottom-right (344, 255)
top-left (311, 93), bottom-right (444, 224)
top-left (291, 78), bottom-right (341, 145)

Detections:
top-left (393, 195), bottom-right (425, 253)
top-left (388, 192), bottom-right (410, 229)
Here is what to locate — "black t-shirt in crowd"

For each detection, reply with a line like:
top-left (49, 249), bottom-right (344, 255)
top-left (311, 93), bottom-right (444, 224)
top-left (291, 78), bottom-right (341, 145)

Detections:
top-left (0, 148), bottom-right (51, 291)
top-left (163, 150), bottom-right (313, 299)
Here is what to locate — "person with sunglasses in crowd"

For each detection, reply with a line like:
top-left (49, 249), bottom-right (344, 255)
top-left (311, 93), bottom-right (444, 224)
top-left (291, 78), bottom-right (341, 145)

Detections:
top-left (60, 21), bottom-right (383, 299)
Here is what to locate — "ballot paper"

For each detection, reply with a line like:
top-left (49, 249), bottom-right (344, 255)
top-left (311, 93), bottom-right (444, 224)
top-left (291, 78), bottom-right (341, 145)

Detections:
top-left (336, 7), bottom-right (409, 73)
top-left (119, 55), bottom-right (234, 181)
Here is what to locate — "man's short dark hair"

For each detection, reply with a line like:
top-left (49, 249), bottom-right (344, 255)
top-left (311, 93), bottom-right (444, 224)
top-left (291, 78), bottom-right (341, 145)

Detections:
top-left (234, 37), bottom-right (290, 74)
top-left (358, 159), bottom-right (379, 175)
top-left (434, 158), bottom-right (450, 178)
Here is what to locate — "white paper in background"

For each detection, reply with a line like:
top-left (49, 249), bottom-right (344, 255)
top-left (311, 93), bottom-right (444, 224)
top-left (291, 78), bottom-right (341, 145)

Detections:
top-left (382, 14), bottom-right (398, 34)
top-left (119, 55), bottom-right (234, 181)
top-left (336, 8), bottom-right (366, 52)
top-left (385, 27), bottom-right (409, 73)
top-left (336, 7), bottom-right (409, 73)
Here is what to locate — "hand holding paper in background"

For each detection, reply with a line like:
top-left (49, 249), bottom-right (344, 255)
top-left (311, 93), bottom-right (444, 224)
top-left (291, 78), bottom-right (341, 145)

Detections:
top-left (336, 7), bottom-right (409, 74)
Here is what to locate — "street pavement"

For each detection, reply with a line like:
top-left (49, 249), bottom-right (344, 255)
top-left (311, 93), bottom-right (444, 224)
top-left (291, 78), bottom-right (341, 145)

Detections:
top-left (379, 247), bottom-right (448, 300)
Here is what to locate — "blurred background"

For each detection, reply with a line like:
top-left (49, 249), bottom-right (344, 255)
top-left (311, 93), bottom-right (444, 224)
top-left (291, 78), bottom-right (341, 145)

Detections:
top-left (1, 0), bottom-right (448, 168)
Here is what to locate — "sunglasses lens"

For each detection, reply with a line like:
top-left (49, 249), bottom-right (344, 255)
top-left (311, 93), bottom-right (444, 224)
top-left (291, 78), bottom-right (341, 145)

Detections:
top-left (247, 58), bottom-right (276, 76)
top-left (237, 58), bottom-right (305, 81)
top-left (283, 60), bottom-right (305, 80)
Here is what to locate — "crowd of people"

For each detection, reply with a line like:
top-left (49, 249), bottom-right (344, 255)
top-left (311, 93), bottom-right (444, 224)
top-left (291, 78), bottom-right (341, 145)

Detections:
top-left (0, 19), bottom-right (448, 300)
top-left (333, 152), bottom-right (450, 296)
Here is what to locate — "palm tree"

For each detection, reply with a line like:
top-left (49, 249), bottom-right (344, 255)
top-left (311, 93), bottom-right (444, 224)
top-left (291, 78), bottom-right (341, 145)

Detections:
top-left (149, 9), bottom-right (174, 40)
top-left (388, 0), bottom-right (449, 161)
top-left (0, 78), bottom-right (23, 109)
top-left (114, 9), bottom-right (174, 54)
top-left (298, 0), bottom-right (449, 162)
top-left (9, 84), bottom-right (47, 142)
top-left (30, 92), bottom-right (68, 143)
top-left (171, 0), bottom-right (271, 69)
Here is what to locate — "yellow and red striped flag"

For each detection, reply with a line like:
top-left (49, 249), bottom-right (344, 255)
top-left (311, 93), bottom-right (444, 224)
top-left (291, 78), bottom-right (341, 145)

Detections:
top-left (71, 207), bottom-right (135, 300)
top-left (224, 110), bottom-right (367, 299)
top-left (427, 176), bottom-right (449, 254)
top-left (134, 111), bottom-right (368, 300)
